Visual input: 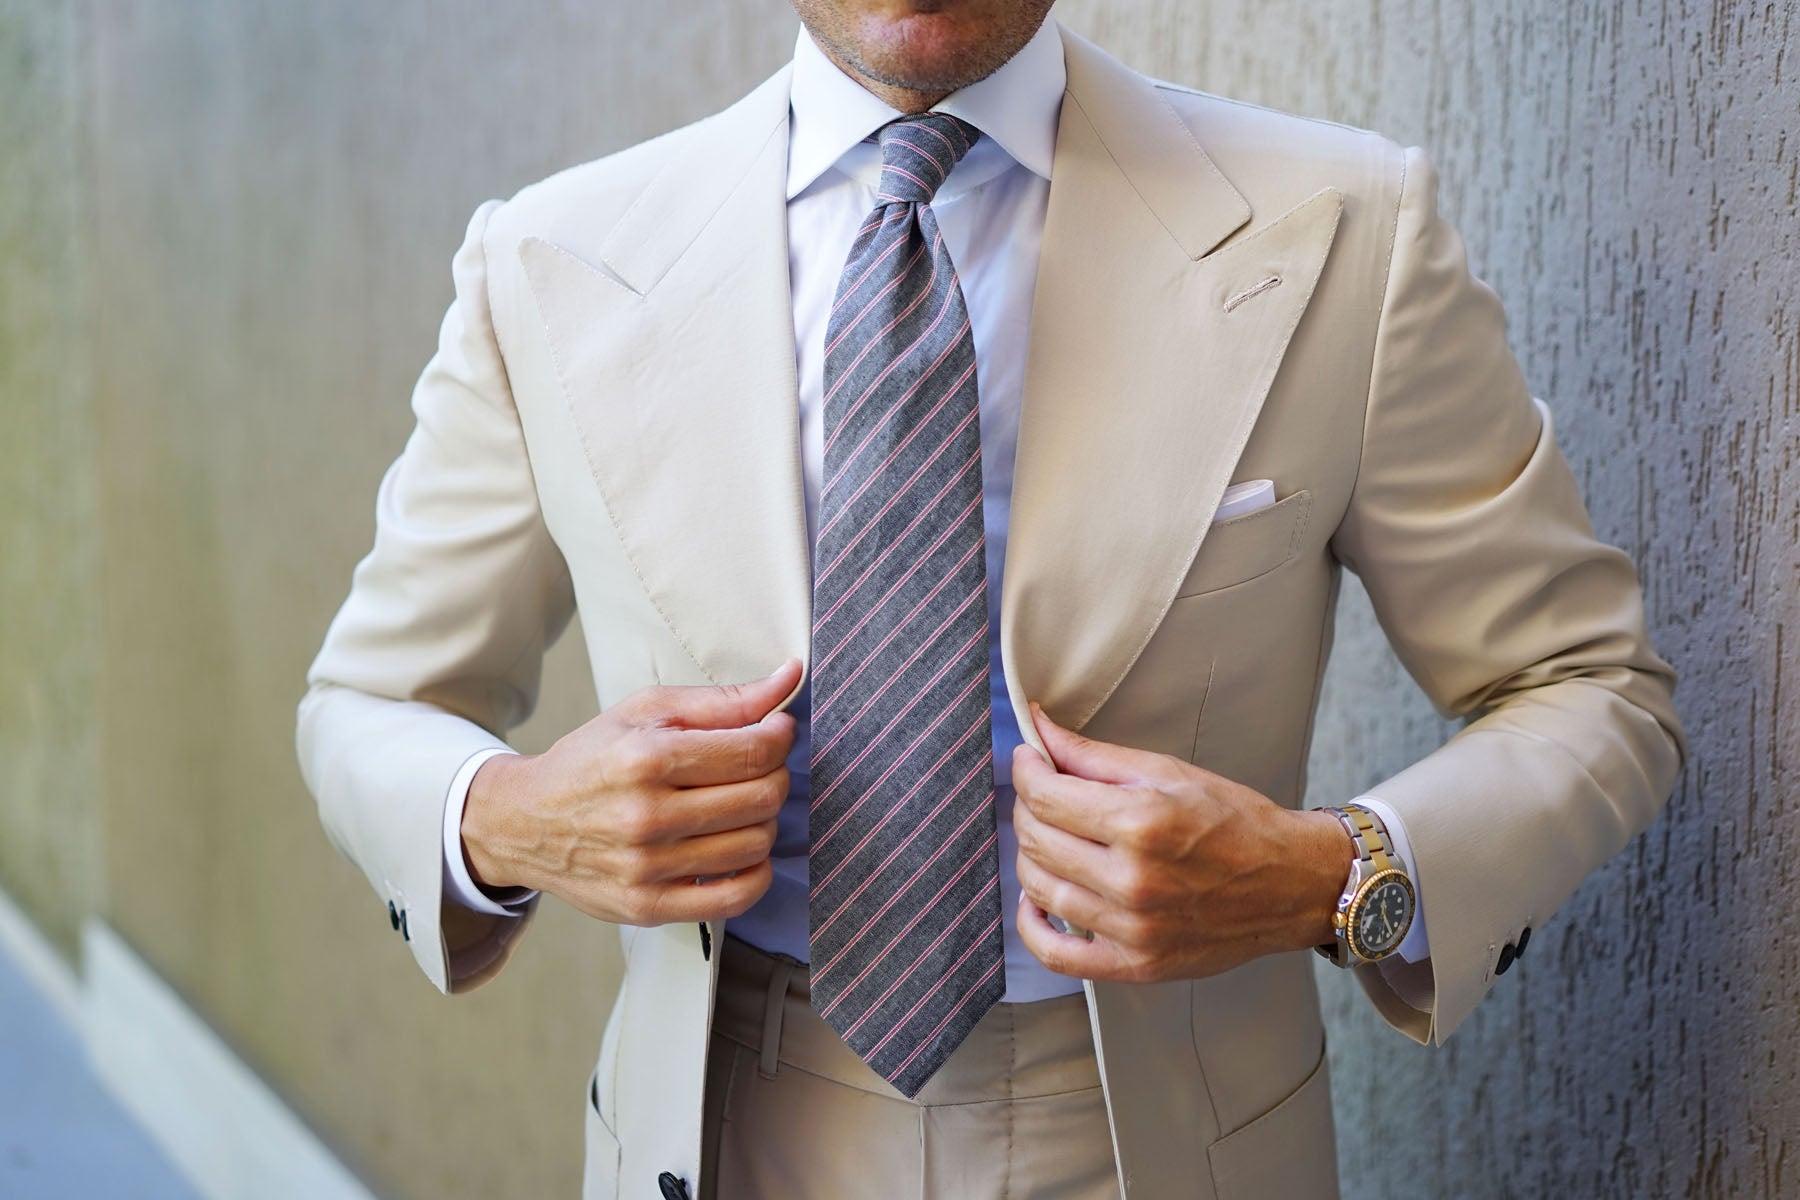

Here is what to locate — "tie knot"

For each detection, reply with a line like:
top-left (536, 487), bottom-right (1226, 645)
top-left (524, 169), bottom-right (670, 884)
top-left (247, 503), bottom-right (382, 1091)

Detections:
top-left (874, 113), bottom-right (981, 205)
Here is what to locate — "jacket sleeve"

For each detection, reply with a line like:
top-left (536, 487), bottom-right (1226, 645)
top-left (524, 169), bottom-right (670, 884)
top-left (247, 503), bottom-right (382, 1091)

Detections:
top-left (295, 198), bottom-right (576, 995)
top-left (1328, 144), bottom-right (1687, 1044)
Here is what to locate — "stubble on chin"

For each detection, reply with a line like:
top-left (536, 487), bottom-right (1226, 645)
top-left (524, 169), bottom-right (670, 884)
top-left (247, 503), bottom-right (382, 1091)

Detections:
top-left (795, 1), bottom-right (1053, 97)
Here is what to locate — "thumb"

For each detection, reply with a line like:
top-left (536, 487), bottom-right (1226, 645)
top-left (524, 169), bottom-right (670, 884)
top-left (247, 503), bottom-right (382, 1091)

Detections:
top-left (671, 657), bottom-right (803, 730)
top-left (1028, 700), bottom-right (1138, 785)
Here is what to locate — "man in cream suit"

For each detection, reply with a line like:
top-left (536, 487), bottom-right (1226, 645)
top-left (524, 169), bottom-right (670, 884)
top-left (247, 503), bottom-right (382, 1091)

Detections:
top-left (296, 1), bottom-right (1685, 1197)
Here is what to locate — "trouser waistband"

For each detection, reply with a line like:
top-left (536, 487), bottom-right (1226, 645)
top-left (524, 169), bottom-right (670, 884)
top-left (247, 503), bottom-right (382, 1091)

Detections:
top-left (711, 932), bottom-right (1100, 1105)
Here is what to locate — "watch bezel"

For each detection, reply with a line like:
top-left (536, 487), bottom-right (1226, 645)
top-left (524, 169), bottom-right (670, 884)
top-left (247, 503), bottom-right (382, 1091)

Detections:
top-left (1342, 867), bottom-right (1416, 962)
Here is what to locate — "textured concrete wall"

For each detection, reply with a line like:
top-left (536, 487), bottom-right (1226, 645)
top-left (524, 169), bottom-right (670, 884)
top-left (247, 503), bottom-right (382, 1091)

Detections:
top-left (0, 1), bottom-right (102, 959)
top-left (3, 1), bottom-right (1794, 1197)
top-left (1056, 1), bottom-right (1799, 1196)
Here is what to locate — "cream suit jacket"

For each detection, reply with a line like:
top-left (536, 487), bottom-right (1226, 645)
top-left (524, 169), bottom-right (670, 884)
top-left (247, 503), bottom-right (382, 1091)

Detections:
top-left (296, 23), bottom-right (1686, 1200)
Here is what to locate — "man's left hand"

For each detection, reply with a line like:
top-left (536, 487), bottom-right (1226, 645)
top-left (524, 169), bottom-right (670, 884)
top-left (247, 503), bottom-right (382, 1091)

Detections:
top-left (1013, 700), bottom-right (1352, 983)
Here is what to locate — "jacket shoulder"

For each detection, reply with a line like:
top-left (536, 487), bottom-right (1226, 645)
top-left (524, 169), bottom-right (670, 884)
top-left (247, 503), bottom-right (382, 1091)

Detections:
top-left (1148, 77), bottom-right (1410, 218)
top-left (483, 52), bottom-right (790, 251)
top-left (480, 109), bottom-right (715, 248)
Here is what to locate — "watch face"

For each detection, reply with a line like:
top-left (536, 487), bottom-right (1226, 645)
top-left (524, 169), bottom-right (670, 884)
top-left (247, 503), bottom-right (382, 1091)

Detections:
top-left (1350, 873), bottom-right (1414, 959)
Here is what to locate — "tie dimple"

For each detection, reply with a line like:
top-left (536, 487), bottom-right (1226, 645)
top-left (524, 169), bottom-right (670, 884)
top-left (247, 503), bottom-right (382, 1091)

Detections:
top-left (806, 111), bottom-right (1006, 1100)
top-left (874, 113), bottom-right (981, 203)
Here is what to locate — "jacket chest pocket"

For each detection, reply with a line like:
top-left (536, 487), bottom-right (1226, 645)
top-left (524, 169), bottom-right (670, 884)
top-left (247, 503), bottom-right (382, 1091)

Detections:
top-left (1175, 489), bottom-right (1313, 598)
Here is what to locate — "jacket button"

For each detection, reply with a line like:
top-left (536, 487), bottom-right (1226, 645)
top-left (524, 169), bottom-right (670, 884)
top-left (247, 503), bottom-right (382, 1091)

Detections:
top-left (399, 909), bottom-right (411, 942)
top-left (1515, 925), bottom-right (1532, 958)
top-left (698, 921), bottom-right (712, 962)
top-left (657, 1171), bottom-right (690, 1199)
top-left (1496, 942), bottom-right (1517, 975)
top-left (387, 900), bottom-right (401, 931)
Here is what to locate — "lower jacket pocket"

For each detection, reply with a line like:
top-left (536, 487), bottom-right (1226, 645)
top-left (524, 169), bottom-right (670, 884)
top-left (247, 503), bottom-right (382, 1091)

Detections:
top-left (1206, 1044), bottom-right (1339, 1200)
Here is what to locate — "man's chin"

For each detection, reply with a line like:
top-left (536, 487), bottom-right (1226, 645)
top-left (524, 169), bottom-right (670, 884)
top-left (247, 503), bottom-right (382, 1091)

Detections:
top-left (849, 16), bottom-right (1006, 92)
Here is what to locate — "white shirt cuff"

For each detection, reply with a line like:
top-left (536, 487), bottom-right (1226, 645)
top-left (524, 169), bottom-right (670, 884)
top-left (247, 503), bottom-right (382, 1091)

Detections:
top-left (442, 747), bottom-right (539, 916)
top-left (1350, 794), bottom-right (1430, 963)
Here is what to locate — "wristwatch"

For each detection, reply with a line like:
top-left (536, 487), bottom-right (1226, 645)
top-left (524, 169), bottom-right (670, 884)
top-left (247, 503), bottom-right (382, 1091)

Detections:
top-left (1314, 803), bottom-right (1415, 968)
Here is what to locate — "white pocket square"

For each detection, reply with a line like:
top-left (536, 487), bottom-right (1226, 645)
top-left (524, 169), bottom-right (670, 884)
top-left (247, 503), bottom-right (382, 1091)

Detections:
top-left (1212, 478), bottom-right (1277, 523)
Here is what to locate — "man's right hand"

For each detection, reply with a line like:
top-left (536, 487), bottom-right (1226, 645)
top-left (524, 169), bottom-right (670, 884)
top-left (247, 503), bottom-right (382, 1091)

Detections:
top-left (460, 658), bottom-right (802, 926)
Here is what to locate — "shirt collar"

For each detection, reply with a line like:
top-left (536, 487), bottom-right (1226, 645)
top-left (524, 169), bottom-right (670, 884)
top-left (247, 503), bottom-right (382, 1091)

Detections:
top-left (786, 16), bottom-right (1065, 201)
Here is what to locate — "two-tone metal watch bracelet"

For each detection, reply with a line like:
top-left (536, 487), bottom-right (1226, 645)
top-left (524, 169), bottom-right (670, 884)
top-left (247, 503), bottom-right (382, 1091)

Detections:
top-left (1314, 803), bottom-right (1416, 968)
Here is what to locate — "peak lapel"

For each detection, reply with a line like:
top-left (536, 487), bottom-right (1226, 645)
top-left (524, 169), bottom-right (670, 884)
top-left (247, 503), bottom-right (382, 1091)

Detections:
top-left (1002, 27), bottom-right (1344, 748)
top-left (519, 66), bottom-right (812, 687)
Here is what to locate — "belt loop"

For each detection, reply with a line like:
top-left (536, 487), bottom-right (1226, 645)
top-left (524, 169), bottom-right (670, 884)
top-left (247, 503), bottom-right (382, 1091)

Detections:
top-left (759, 958), bottom-right (793, 1080)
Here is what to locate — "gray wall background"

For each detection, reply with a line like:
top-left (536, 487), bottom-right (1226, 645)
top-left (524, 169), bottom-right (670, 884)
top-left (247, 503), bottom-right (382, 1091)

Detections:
top-left (2, 0), bottom-right (99, 962)
top-left (1, 1), bottom-right (1793, 1197)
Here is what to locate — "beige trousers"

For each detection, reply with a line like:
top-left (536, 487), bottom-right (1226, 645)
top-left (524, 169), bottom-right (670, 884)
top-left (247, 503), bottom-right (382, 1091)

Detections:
top-left (699, 933), bottom-right (1119, 1200)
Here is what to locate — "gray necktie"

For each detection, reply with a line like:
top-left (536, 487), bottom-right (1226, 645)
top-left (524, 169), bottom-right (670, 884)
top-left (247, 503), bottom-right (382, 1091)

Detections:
top-left (807, 112), bottom-right (1007, 1099)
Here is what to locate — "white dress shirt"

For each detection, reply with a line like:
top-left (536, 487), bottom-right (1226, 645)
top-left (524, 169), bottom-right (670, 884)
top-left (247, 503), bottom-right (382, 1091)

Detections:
top-left (439, 17), bottom-right (1431, 1000)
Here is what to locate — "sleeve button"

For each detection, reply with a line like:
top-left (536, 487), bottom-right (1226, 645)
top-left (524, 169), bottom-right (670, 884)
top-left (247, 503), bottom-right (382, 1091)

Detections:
top-left (1495, 942), bottom-right (1517, 975)
top-left (1515, 926), bottom-right (1532, 958)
